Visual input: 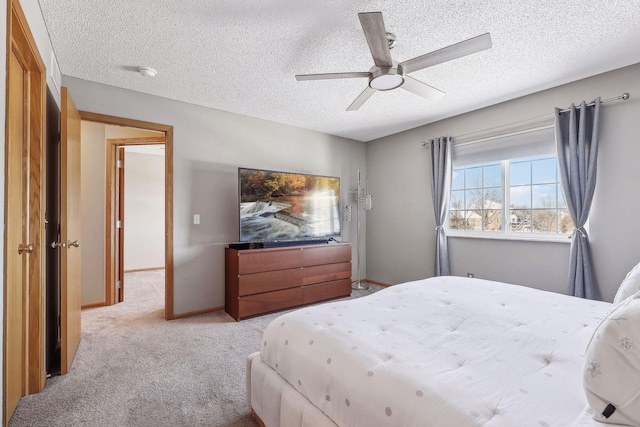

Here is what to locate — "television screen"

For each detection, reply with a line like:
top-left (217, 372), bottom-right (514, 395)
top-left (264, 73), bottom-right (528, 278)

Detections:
top-left (239, 168), bottom-right (341, 242)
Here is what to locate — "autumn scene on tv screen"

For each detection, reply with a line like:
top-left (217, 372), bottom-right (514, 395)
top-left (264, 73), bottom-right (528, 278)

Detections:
top-left (239, 169), bottom-right (340, 242)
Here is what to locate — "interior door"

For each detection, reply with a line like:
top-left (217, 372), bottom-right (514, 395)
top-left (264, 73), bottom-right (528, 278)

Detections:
top-left (60, 87), bottom-right (82, 375)
top-left (116, 147), bottom-right (125, 302)
top-left (4, 2), bottom-right (48, 420)
top-left (4, 48), bottom-right (28, 425)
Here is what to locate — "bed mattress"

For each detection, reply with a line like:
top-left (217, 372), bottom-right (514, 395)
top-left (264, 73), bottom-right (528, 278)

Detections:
top-left (256, 276), bottom-right (613, 427)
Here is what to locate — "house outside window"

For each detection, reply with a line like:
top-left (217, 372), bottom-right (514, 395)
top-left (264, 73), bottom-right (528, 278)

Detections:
top-left (448, 126), bottom-right (572, 239)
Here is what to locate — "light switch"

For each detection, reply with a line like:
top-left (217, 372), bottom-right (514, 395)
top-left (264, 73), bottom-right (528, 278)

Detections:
top-left (193, 214), bottom-right (200, 225)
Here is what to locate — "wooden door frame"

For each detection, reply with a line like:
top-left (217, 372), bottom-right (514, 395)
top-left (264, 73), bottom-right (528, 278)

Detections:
top-left (108, 137), bottom-right (165, 305)
top-left (79, 112), bottom-right (175, 320)
top-left (116, 146), bottom-right (124, 302)
top-left (4, 0), bottom-right (47, 414)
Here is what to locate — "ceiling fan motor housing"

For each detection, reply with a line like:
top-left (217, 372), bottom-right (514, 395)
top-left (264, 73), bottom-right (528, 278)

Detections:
top-left (369, 66), bottom-right (405, 91)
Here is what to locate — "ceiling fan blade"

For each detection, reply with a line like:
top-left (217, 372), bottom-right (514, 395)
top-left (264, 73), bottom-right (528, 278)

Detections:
top-left (358, 12), bottom-right (393, 67)
top-left (347, 86), bottom-right (376, 111)
top-left (401, 76), bottom-right (445, 101)
top-left (295, 72), bottom-right (370, 81)
top-left (400, 33), bottom-right (492, 74)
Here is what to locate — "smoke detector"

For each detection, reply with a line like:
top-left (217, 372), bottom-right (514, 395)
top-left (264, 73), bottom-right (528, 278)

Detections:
top-left (138, 67), bottom-right (157, 78)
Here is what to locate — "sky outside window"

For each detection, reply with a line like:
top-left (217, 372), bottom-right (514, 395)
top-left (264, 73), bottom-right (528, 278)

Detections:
top-left (451, 154), bottom-right (569, 235)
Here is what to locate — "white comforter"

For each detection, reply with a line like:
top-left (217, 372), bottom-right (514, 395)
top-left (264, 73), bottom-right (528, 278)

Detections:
top-left (259, 276), bottom-right (612, 427)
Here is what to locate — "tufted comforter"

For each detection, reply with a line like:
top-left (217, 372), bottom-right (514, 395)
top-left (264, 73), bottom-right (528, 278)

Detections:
top-left (259, 276), bottom-right (612, 427)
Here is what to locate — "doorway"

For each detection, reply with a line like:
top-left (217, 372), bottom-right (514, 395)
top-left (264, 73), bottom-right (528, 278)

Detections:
top-left (4, 0), bottom-right (47, 422)
top-left (79, 113), bottom-right (175, 319)
top-left (45, 87), bottom-right (61, 377)
top-left (4, 2), bottom-right (84, 423)
top-left (110, 140), bottom-right (166, 305)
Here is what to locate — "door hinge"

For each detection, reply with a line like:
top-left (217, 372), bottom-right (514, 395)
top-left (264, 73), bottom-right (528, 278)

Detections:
top-left (117, 160), bottom-right (123, 168)
top-left (116, 220), bottom-right (122, 228)
top-left (116, 280), bottom-right (122, 289)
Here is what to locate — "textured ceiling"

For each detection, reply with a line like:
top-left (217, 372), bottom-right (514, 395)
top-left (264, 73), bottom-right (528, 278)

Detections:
top-left (38, 0), bottom-right (640, 142)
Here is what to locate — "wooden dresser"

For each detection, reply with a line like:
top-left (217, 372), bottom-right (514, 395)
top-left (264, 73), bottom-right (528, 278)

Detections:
top-left (225, 243), bottom-right (352, 321)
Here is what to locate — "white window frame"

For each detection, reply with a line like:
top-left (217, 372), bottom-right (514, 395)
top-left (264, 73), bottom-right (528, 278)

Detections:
top-left (447, 126), bottom-right (573, 243)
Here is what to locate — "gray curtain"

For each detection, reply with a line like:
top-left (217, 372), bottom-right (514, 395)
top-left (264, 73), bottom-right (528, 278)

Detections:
top-left (554, 98), bottom-right (601, 300)
top-left (428, 137), bottom-right (452, 276)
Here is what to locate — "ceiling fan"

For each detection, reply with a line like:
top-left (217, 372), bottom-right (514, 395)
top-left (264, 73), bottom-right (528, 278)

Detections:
top-left (295, 12), bottom-right (492, 111)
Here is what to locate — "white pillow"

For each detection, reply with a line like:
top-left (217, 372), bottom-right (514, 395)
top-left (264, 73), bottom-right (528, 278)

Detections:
top-left (613, 262), bottom-right (640, 305)
top-left (584, 292), bottom-right (640, 425)
top-left (625, 262), bottom-right (640, 280)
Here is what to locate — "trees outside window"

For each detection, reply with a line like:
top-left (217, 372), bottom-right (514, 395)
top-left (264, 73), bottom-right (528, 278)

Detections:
top-left (450, 155), bottom-right (571, 236)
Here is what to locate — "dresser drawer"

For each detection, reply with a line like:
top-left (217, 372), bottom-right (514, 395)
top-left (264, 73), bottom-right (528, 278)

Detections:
top-left (302, 279), bottom-right (351, 305)
top-left (303, 244), bottom-right (351, 267)
top-left (238, 287), bottom-right (304, 319)
top-left (303, 262), bottom-right (351, 286)
top-left (239, 268), bottom-right (303, 296)
top-left (237, 247), bottom-right (303, 274)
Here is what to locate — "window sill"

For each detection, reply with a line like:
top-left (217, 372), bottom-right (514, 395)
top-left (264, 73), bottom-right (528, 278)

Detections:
top-left (447, 232), bottom-right (571, 244)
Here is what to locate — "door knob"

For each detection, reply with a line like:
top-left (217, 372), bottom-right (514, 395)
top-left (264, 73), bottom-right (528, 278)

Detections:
top-left (51, 241), bottom-right (66, 249)
top-left (18, 243), bottom-right (34, 255)
top-left (68, 240), bottom-right (80, 248)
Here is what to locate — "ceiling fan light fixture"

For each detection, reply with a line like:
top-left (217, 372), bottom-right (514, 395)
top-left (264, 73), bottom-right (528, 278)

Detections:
top-left (369, 68), bottom-right (404, 91)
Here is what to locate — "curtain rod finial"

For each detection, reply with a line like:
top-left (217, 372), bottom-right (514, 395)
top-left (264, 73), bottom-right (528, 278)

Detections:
top-left (622, 92), bottom-right (630, 100)
top-left (422, 141), bottom-right (428, 147)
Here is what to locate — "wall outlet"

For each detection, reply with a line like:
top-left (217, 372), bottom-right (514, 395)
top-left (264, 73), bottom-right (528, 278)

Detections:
top-left (467, 273), bottom-right (474, 278)
top-left (193, 214), bottom-right (200, 225)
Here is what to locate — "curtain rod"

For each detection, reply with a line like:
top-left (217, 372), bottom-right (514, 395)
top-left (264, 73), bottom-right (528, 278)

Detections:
top-left (421, 92), bottom-right (630, 147)
top-left (557, 92), bottom-right (630, 113)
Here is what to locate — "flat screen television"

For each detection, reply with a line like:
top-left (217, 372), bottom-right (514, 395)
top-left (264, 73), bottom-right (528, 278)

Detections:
top-left (238, 168), bottom-right (341, 243)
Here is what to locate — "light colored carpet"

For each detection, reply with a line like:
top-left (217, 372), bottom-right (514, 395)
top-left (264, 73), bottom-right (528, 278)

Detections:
top-left (9, 270), bottom-right (381, 427)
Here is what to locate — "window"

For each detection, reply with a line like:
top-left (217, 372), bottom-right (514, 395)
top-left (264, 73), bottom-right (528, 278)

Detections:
top-left (509, 156), bottom-right (570, 234)
top-left (449, 126), bottom-right (571, 238)
top-left (450, 155), bottom-right (570, 236)
top-left (450, 162), bottom-right (503, 232)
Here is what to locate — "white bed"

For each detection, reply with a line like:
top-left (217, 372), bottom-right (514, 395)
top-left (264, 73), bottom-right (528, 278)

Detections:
top-left (247, 276), bottom-right (629, 427)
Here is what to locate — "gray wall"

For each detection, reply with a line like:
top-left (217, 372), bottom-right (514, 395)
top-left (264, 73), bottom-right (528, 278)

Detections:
top-left (367, 63), bottom-right (640, 302)
top-left (64, 76), bottom-right (366, 315)
top-left (124, 151), bottom-right (165, 271)
top-left (80, 121), bottom-right (106, 304)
